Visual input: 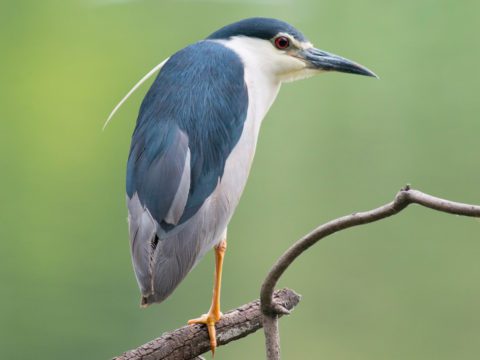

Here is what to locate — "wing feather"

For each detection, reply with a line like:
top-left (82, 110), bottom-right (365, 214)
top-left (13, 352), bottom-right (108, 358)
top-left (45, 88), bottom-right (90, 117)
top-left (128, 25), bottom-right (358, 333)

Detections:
top-left (126, 40), bottom-right (248, 303)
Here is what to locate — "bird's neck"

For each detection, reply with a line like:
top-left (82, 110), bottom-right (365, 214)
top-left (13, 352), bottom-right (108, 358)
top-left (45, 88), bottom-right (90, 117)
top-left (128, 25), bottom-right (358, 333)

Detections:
top-left (216, 38), bottom-right (281, 131)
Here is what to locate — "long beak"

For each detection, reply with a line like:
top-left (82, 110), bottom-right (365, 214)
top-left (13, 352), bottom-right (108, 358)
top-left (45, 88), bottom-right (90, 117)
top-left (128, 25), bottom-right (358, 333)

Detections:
top-left (300, 47), bottom-right (378, 78)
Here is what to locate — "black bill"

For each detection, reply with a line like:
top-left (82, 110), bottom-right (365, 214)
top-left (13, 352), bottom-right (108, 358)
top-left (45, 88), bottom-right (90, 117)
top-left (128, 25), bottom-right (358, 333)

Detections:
top-left (300, 47), bottom-right (378, 78)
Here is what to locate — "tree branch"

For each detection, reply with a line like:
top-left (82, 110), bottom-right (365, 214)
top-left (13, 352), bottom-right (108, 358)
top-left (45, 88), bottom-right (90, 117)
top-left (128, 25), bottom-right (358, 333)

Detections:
top-left (113, 288), bottom-right (301, 360)
top-left (260, 186), bottom-right (480, 359)
top-left (113, 187), bottom-right (480, 360)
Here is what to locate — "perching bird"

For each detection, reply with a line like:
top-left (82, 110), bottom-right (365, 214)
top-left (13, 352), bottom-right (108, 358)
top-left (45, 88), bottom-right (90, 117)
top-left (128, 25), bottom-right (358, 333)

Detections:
top-left (118, 17), bottom-right (376, 354)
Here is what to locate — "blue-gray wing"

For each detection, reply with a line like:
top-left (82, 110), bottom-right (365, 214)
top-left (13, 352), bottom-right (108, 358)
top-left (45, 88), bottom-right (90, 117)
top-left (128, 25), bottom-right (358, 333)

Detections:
top-left (126, 40), bottom-right (248, 304)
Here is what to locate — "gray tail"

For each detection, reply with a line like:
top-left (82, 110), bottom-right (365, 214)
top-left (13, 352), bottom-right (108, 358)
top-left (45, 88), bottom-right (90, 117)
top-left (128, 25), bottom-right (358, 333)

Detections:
top-left (137, 234), bottom-right (199, 305)
top-left (129, 201), bottom-right (201, 304)
top-left (128, 195), bottom-right (206, 306)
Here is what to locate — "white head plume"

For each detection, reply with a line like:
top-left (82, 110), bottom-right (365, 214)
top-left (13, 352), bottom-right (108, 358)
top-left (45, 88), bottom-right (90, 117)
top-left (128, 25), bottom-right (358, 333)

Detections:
top-left (103, 58), bottom-right (169, 130)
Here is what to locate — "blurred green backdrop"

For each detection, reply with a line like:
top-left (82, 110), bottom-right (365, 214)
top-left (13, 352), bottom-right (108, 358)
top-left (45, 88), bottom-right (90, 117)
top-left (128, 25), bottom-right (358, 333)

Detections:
top-left (1, 0), bottom-right (479, 359)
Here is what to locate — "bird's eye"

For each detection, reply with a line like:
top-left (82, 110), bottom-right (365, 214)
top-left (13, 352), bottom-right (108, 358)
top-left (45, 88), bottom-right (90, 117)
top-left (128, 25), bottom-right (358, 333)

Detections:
top-left (274, 36), bottom-right (290, 50)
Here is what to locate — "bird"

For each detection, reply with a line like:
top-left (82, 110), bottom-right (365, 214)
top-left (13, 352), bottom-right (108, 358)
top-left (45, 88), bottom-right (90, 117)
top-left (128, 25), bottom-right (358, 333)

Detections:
top-left (119, 17), bottom-right (376, 355)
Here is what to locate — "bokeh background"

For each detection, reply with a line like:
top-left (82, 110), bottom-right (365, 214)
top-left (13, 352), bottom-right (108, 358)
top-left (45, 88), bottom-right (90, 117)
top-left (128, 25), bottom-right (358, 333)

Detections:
top-left (1, 0), bottom-right (479, 359)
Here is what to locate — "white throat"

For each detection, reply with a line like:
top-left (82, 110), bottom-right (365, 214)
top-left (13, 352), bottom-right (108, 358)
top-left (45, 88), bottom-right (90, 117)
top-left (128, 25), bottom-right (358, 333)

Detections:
top-left (215, 37), bottom-right (283, 129)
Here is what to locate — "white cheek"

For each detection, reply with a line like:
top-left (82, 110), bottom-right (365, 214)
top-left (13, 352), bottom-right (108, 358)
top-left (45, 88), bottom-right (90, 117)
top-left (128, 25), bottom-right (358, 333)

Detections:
top-left (215, 36), bottom-right (320, 84)
top-left (274, 56), bottom-right (310, 82)
top-left (280, 68), bottom-right (321, 83)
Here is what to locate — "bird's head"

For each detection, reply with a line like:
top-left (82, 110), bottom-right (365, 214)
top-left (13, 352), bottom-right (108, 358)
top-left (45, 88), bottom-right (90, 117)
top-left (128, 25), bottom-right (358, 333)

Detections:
top-left (208, 17), bottom-right (377, 83)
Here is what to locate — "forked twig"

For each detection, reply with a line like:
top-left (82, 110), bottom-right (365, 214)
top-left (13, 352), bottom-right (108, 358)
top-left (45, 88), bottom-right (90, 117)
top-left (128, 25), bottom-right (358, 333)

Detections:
top-left (112, 186), bottom-right (480, 359)
top-left (260, 186), bottom-right (480, 359)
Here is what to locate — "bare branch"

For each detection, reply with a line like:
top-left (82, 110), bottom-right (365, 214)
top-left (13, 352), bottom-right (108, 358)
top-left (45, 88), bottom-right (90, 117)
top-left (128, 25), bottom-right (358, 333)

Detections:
top-left (113, 288), bottom-right (300, 360)
top-left (260, 186), bottom-right (480, 359)
top-left (112, 187), bottom-right (480, 360)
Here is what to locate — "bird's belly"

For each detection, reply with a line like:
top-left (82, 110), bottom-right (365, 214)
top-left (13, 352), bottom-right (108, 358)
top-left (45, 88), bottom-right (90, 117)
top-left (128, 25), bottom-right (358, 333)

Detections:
top-left (186, 68), bottom-right (280, 263)
top-left (191, 112), bottom-right (261, 260)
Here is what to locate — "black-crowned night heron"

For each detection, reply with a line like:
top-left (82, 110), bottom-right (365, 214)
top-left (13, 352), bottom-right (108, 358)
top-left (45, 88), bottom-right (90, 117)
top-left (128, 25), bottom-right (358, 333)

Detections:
top-left (111, 17), bottom-right (376, 354)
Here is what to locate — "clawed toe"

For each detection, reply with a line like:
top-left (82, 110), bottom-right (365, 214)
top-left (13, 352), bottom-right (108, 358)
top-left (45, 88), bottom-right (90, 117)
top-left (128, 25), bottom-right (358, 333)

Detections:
top-left (188, 312), bottom-right (222, 356)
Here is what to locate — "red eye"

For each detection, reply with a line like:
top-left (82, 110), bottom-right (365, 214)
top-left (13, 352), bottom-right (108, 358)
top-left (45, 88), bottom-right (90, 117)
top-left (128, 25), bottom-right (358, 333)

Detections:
top-left (274, 36), bottom-right (290, 50)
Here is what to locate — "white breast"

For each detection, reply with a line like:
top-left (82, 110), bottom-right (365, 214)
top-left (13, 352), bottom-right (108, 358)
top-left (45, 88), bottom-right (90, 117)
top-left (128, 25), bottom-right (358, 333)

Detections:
top-left (215, 36), bottom-right (282, 202)
top-left (196, 38), bottom-right (282, 246)
top-left (181, 37), bottom-right (284, 259)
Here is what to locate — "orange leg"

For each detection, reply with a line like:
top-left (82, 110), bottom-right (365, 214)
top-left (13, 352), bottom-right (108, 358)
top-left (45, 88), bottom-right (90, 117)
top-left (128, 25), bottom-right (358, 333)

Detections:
top-left (188, 238), bottom-right (227, 356)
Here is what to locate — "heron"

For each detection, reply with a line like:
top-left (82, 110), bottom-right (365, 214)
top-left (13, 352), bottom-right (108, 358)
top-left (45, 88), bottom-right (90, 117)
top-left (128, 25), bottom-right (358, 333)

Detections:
top-left (118, 17), bottom-right (377, 354)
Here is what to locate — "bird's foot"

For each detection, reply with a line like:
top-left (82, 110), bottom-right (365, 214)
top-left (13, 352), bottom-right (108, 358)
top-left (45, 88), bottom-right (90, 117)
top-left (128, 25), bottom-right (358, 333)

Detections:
top-left (188, 310), bottom-right (223, 356)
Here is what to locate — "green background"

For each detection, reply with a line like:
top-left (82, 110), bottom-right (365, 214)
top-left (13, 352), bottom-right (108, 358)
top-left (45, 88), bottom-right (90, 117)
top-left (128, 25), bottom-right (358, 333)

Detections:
top-left (1, 0), bottom-right (479, 359)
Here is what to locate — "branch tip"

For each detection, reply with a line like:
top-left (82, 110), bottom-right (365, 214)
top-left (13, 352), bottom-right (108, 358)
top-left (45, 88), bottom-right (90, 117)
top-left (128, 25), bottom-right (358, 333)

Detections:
top-left (112, 186), bottom-right (480, 360)
top-left (260, 186), bottom-right (480, 360)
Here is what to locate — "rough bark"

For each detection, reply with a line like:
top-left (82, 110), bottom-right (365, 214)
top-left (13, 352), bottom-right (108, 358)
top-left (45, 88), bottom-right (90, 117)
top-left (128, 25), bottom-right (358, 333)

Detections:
top-left (113, 186), bottom-right (480, 360)
top-left (114, 288), bottom-right (301, 360)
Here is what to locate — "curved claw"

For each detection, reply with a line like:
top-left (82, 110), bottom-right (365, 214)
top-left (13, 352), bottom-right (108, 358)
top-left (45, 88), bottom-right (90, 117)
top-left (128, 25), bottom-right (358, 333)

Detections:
top-left (188, 312), bottom-right (222, 356)
top-left (206, 322), bottom-right (217, 356)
